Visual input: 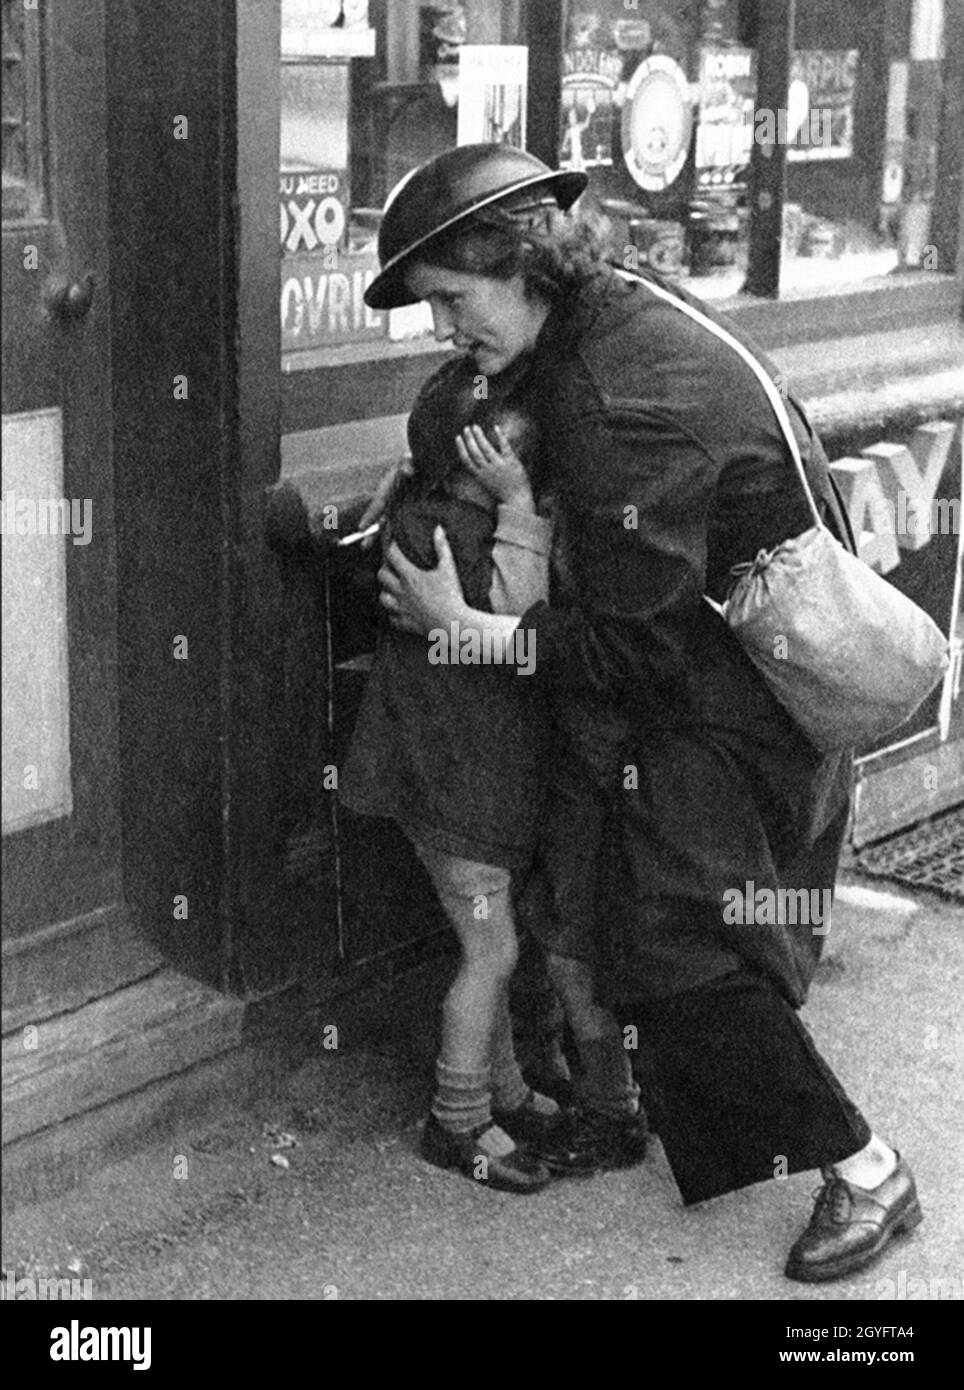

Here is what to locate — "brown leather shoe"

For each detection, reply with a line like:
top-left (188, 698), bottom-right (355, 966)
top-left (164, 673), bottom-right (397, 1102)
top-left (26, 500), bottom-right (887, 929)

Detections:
top-left (420, 1114), bottom-right (552, 1194)
top-left (785, 1155), bottom-right (923, 1283)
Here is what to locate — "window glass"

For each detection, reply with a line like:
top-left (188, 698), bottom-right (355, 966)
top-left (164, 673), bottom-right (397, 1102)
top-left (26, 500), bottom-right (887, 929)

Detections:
top-left (560, 0), bottom-right (953, 299)
top-left (278, 0), bottom-right (957, 370)
top-left (280, 1), bottom-right (526, 366)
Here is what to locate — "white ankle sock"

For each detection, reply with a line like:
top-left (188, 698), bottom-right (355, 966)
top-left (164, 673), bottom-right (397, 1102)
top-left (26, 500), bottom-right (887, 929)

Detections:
top-left (833, 1140), bottom-right (898, 1190)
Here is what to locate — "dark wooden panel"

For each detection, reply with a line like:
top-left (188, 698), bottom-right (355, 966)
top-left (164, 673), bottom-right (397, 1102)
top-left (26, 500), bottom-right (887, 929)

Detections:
top-left (282, 345), bottom-right (450, 432)
top-left (105, 0), bottom-right (240, 986)
top-left (525, 0), bottom-right (564, 167)
top-left (3, 0), bottom-right (124, 940)
top-left (744, 0), bottom-right (793, 298)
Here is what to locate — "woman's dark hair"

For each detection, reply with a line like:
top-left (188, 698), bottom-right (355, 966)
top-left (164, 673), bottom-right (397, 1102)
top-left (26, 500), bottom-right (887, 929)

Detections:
top-left (410, 191), bottom-right (611, 306)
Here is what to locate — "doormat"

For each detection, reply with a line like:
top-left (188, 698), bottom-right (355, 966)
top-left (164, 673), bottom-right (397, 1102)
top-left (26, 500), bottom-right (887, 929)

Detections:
top-left (856, 805), bottom-right (964, 902)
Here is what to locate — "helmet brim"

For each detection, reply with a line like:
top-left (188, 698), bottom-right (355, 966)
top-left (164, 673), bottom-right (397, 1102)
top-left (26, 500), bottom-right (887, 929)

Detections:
top-left (364, 167), bottom-right (588, 311)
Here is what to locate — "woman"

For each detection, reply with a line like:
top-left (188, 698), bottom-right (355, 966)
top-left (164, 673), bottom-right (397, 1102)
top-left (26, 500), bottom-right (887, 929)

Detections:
top-left (362, 144), bottom-right (921, 1282)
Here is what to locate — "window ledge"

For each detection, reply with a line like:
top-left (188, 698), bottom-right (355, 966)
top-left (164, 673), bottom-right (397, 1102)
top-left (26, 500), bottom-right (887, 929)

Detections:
top-left (721, 272), bottom-right (960, 350)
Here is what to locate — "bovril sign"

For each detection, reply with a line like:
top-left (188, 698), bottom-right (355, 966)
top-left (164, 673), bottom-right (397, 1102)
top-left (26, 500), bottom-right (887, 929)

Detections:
top-left (281, 249), bottom-right (386, 349)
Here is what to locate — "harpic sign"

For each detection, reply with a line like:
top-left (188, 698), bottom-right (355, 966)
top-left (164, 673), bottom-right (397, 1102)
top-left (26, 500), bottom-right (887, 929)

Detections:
top-left (280, 170), bottom-right (347, 255)
top-left (787, 50), bottom-right (858, 162)
top-left (281, 249), bottom-right (387, 349)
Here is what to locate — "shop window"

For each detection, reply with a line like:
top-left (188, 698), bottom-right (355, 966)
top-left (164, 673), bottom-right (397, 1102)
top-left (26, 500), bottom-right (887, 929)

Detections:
top-left (280, 1), bottom-right (526, 367)
top-left (279, 0), bottom-right (957, 373)
top-left (560, 0), bottom-right (954, 300)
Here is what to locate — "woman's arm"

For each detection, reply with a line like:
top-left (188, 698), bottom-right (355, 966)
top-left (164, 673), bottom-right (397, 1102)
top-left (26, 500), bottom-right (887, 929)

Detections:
top-left (518, 406), bottom-right (719, 701)
top-left (355, 454), bottom-right (414, 550)
top-left (379, 529), bottom-right (523, 652)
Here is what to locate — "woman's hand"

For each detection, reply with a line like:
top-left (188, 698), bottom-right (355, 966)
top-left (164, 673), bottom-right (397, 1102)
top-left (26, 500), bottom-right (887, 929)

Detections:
top-left (378, 527), bottom-right (469, 635)
top-left (356, 454), bottom-right (414, 551)
top-left (456, 424), bottom-right (534, 511)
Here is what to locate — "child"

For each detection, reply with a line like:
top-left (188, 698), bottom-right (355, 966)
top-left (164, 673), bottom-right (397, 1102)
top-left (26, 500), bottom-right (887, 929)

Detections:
top-left (342, 355), bottom-right (570, 1192)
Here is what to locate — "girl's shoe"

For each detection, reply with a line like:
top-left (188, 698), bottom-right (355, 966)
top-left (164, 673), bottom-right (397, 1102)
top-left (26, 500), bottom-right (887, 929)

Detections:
top-left (493, 1092), bottom-right (600, 1176)
top-left (420, 1113), bottom-right (552, 1193)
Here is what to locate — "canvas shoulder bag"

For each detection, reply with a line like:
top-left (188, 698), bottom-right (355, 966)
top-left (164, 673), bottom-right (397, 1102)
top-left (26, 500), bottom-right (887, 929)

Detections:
top-left (616, 269), bottom-right (951, 752)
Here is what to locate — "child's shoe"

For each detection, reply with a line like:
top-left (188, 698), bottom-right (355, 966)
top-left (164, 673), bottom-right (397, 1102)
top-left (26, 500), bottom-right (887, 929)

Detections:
top-left (421, 1113), bottom-right (552, 1193)
top-left (493, 1091), bottom-right (599, 1176)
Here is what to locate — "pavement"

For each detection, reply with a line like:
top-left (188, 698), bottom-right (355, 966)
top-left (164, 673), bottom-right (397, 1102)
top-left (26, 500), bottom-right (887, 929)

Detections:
top-left (3, 867), bottom-right (963, 1303)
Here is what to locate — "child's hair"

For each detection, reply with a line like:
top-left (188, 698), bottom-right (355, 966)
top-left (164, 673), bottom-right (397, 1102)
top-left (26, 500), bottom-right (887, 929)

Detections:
top-left (406, 357), bottom-right (541, 495)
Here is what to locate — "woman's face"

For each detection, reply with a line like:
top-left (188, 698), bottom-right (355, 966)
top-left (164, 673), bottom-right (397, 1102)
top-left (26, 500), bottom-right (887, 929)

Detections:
top-left (406, 263), bottom-right (549, 377)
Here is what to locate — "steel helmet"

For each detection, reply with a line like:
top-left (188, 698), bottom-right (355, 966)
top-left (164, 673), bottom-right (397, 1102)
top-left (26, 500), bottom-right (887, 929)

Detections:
top-left (364, 143), bottom-right (588, 310)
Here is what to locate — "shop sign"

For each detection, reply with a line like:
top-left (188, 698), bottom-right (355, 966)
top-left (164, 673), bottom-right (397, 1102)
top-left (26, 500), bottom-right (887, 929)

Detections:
top-left (787, 50), bottom-right (858, 162)
top-left (281, 248), bottom-right (388, 350)
top-left (280, 169), bottom-right (348, 255)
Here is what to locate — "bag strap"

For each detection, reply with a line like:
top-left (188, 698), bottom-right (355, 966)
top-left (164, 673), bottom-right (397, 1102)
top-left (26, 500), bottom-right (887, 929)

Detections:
top-left (615, 269), bottom-right (825, 532)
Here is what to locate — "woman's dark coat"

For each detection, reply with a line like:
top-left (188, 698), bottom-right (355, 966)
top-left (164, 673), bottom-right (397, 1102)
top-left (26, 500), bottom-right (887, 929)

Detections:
top-left (517, 266), bottom-right (855, 1010)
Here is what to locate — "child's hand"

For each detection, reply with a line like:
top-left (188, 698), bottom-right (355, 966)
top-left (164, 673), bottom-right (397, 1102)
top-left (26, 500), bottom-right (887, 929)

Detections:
top-left (456, 424), bottom-right (534, 511)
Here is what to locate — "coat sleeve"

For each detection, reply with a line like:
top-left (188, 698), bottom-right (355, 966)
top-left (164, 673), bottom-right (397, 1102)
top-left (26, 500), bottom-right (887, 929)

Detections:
top-left (487, 504), bottom-right (552, 614)
top-left (520, 403), bottom-right (721, 706)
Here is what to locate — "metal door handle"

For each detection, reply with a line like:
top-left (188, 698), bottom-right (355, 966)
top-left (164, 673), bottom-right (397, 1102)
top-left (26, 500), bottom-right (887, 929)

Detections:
top-left (46, 273), bottom-right (96, 321)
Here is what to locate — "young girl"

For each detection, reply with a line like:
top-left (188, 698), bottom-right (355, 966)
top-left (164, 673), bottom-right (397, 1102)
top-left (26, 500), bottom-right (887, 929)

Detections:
top-left (342, 353), bottom-right (568, 1193)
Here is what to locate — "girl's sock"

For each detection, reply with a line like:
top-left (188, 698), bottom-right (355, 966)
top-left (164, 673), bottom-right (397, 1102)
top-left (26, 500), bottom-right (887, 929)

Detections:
top-left (431, 1061), bottom-right (493, 1136)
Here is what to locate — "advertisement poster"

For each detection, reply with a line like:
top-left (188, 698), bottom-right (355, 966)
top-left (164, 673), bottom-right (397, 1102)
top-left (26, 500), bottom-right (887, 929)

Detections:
top-left (787, 49), bottom-right (858, 162)
top-left (457, 45), bottom-right (528, 148)
top-left (695, 45), bottom-right (756, 186)
top-left (280, 169), bottom-right (348, 257)
top-left (280, 247), bottom-right (388, 351)
top-left (560, 49), bottom-right (622, 169)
